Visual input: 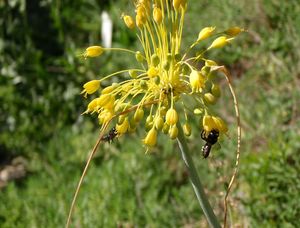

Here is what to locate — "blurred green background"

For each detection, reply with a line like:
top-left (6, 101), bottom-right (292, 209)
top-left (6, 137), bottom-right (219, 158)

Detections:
top-left (1, 0), bottom-right (300, 227)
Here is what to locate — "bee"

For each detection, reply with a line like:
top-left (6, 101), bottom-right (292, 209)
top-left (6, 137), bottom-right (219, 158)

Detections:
top-left (201, 129), bottom-right (219, 158)
top-left (101, 127), bottom-right (118, 143)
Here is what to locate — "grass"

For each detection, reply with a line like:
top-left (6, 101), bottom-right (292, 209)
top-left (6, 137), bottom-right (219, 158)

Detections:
top-left (1, 0), bottom-right (300, 227)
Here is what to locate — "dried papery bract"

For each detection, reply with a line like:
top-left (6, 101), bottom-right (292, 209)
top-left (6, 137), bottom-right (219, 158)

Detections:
top-left (67, 0), bottom-right (243, 227)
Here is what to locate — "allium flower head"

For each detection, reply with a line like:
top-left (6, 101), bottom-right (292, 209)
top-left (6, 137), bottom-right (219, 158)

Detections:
top-left (81, 0), bottom-right (243, 148)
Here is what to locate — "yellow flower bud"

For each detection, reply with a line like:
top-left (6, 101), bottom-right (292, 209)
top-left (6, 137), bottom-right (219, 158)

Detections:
top-left (189, 70), bottom-right (205, 93)
top-left (136, 6), bottom-right (146, 28)
top-left (205, 60), bottom-right (218, 66)
top-left (145, 115), bottom-right (154, 131)
top-left (169, 125), bottom-right (178, 139)
top-left (153, 76), bottom-right (160, 85)
top-left (116, 117), bottom-right (129, 134)
top-left (203, 93), bottom-right (217, 105)
top-left (140, 80), bottom-right (148, 90)
top-left (211, 84), bottom-right (221, 97)
top-left (153, 7), bottom-right (162, 24)
top-left (208, 36), bottom-right (234, 49)
top-left (201, 66), bottom-right (210, 76)
top-left (147, 66), bottom-right (159, 78)
top-left (197, 27), bottom-right (215, 41)
top-left (118, 114), bottom-right (126, 124)
top-left (183, 123), bottom-right (192, 136)
top-left (136, 5), bottom-right (145, 16)
top-left (225, 27), bottom-right (244, 36)
top-left (151, 54), bottom-right (160, 67)
top-left (128, 118), bottom-right (137, 133)
top-left (128, 125), bottom-right (137, 133)
top-left (166, 108), bottom-right (179, 125)
top-left (84, 46), bottom-right (104, 58)
top-left (135, 51), bottom-right (144, 62)
top-left (193, 108), bottom-right (203, 115)
top-left (162, 123), bottom-right (169, 134)
top-left (123, 15), bottom-right (135, 29)
top-left (143, 128), bottom-right (157, 147)
top-left (154, 116), bottom-right (164, 130)
top-left (146, 115), bottom-right (153, 124)
top-left (159, 106), bottom-right (167, 116)
top-left (212, 116), bottom-right (228, 133)
top-left (138, 1), bottom-right (151, 15)
top-left (81, 80), bottom-right (100, 97)
top-left (136, 14), bottom-right (144, 28)
top-left (134, 108), bottom-right (144, 122)
top-left (129, 70), bottom-right (137, 78)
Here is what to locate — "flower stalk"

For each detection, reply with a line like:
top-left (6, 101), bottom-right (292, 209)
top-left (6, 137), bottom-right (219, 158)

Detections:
top-left (177, 124), bottom-right (221, 228)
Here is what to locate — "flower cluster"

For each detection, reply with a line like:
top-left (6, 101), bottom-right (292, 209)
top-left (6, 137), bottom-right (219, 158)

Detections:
top-left (81, 0), bottom-right (243, 148)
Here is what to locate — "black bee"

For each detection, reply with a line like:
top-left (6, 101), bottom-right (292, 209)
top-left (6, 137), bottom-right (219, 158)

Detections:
top-left (201, 129), bottom-right (219, 158)
top-left (101, 127), bottom-right (118, 143)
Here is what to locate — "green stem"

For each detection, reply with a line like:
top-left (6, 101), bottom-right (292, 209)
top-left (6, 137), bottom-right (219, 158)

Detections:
top-left (176, 124), bottom-right (221, 228)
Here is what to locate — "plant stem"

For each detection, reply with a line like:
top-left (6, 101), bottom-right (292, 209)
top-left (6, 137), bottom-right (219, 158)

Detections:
top-left (176, 124), bottom-right (221, 228)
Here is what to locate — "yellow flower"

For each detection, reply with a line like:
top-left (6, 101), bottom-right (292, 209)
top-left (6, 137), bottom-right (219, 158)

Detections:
top-left (136, 5), bottom-right (147, 28)
top-left (103, 95), bottom-right (115, 110)
top-left (134, 108), bottom-right (144, 122)
top-left (81, 1), bottom-right (241, 147)
top-left (169, 125), bottom-right (178, 139)
top-left (202, 115), bottom-right (217, 132)
top-left (189, 70), bottom-right (205, 93)
top-left (173, 0), bottom-right (186, 11)
top-left (225, 27), bottom-right (244, 36)
top-left (80, 80), bottom-right (100, 98)
top-left (96, 94), bottom-right (111, 108)
top-left (183, 123), bottom-right (191, 136)
top-left (208, 36), bottom-right (234, 49)
top-left (166, 108), bottom-right (179, 125)
top-left (211, 84), bottom-right (221, 97)
top-left (143, 128), bottom-right (157, 147)
top-left (212, 116), bottom-right (228, 133)
top-left (116, 117), bottom-right (129, 134)
top-left (101, 83), bottom-right (118, 94)
top-left (84, 46), bottom-right (104, 58)
top-left (203, 115), bottom-right (228, 134)
top-left (84, 98), bottom-right (98, 114)
top-left (136, 14), bottom-right (145, 28)
top-left (205, 60), bottom-right (218, 66)
top-left (203, 93), bottom-right (217, 105)
top-left (98, 109), bottom-right (114, 125)
top-left (154, 116), bottom-right (164, 130)
top-left (197, 27), bottom-right (215, 41)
